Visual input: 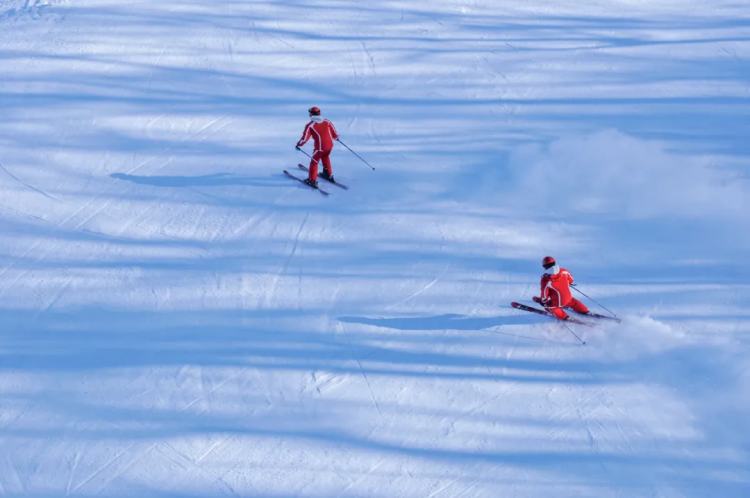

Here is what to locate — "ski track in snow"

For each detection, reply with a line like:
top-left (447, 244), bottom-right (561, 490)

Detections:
top-left (0, 0), bottom-right (749, 497)
top-left (0, 160), bottom-right (59, 202)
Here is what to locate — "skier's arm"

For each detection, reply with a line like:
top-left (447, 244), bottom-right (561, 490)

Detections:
top-left (538, 276), bottom-right (550, 304)
top-left (296, 123), bottom-right (312, 148)
top-left (329, 121), bottom-right (339, 141)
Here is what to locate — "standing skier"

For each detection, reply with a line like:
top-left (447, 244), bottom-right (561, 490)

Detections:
top-left (296, 106), bottom-right (339, 187)
top-left (533, 256), bottom-right (590, 320)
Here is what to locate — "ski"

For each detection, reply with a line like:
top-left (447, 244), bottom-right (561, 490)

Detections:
top-left (510, 302), bottom-right (591, 326)
top-left (298, 163), bottom-right (348, 189)
top-left (283, 170), bottom-right (329, 196)
top-left (511, 301), bottom-right (551, 317)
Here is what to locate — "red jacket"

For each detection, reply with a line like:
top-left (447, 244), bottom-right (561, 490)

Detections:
top-left (540, 267), bottom-right (575, 308)
top-left (297, 116), bottom-right (338, 152)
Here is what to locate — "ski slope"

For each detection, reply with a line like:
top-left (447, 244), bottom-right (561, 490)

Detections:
top-left (1, 1), bottom-right (749, 496)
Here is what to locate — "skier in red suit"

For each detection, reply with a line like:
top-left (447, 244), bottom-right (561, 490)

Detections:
top-left (533, 256), bottom-right (590, 320)
top-left (296, 106), bottom-right (339, 187)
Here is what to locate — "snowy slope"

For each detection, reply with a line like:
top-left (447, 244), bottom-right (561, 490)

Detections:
top-left (1, 1), bottom-right (749, 496)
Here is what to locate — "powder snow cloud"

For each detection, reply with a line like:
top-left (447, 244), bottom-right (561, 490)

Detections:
top-left (508, 129), bottom-right (749, 222)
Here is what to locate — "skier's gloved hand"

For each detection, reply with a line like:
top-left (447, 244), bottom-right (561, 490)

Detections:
top-left (533, 296), bottom-right (551, 306)
top-left (295, 145), bottom-right (301, 150)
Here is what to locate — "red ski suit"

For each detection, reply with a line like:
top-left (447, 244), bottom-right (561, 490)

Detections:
top-left (539, 267), bottom-right (589, 320)
top-left (296, 116), bottom-right (338, 182)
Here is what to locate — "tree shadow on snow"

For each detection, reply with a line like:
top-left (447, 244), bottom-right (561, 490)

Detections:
top-left (338, 313), bottom-right (542, 331)
top-left (111, 172), bottom-right (282, 188)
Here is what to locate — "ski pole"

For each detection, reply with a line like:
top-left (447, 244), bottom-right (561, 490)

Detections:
top-left (296, 146), bottom-right (312, 159)
top-left (561, 321), bottom-right (586, 346)
top-left (336, 139), bottom-right (375, 171)
top-left (572, 286), bottom-right (619, 319)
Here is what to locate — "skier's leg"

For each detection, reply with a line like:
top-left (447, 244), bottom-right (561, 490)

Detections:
top-left (309, 151), bottom-right (322, 182)
top-left (546, 306), bottom-right (569, 320)
top-left (543, 292), bottom-right (569, 320)
top-left (321, 149), bottom-right (333, 177)
top-left (568, 297), bottom-right (590, 315)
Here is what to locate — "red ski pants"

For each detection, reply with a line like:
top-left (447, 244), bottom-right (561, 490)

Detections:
top-left (308, 149), bottom-right (333, 182)
top-left (547, 297), bottom-right (589, 320)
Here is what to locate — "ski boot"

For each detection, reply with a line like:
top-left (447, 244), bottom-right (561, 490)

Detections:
top-left (320, 170), bottom-right (335, 183)
top-left (304, 178), bottom-right (318, 188)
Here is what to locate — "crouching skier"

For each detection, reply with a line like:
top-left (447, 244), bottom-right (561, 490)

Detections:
top-left (533, 256), bottom-right (590, 321)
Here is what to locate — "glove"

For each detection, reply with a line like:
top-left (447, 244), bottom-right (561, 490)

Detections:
top-left (533, 296), bottom-right (549, 306)
top-left (295, 145), bottom-right (301, 150)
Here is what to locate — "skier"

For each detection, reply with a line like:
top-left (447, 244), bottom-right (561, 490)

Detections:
top-left (533, 256), bottom-right (590, 321)
top-left (296, 106), bottom-right (339, 187)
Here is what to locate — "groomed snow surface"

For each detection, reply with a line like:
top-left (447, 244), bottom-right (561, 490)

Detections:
top-left (1, 1), bottom-right (749, 496)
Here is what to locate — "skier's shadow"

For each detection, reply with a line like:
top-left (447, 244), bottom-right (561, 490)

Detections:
top-left (111, 172), bottom-right (281, 188)
top-left (338, 313), bottom-right (541, 331)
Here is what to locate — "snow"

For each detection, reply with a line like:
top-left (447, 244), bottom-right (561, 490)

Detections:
top-left (1, 0), bottom-right (749, 496)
